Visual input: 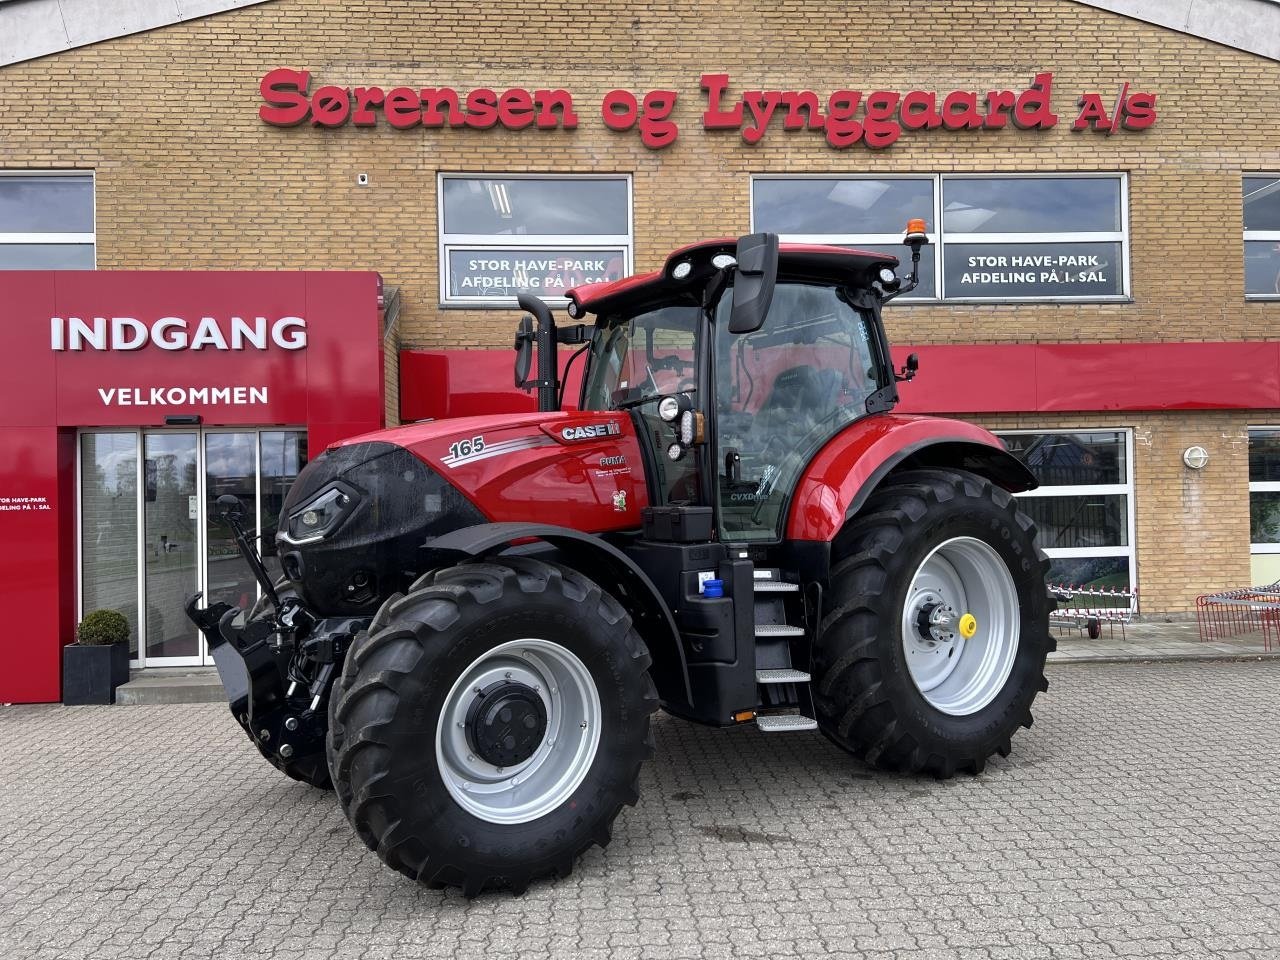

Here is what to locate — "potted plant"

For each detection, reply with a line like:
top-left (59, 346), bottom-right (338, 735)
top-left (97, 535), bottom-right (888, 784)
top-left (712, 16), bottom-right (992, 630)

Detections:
top-left (63, 609), bottom-right (131, 705)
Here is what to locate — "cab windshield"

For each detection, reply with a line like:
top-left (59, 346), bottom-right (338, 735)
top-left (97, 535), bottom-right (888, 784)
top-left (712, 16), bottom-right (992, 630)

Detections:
top-left (582, 304), bottom-right (701, 504)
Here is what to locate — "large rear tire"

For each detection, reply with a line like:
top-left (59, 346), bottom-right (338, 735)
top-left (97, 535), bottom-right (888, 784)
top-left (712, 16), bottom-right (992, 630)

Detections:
top-left (813, 469), bottom-right (1054, 777)
top-left (327, 557), bottom-right (657, 896)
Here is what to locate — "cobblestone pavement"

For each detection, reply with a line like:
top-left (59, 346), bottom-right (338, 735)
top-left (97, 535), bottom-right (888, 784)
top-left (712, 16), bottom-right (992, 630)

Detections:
top-left (2, 661), bottom-right (1278, 960)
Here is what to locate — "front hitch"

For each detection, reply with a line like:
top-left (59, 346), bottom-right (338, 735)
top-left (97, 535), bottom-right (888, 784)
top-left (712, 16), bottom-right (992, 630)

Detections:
top-left (184, 495), bottom-right (364, 776)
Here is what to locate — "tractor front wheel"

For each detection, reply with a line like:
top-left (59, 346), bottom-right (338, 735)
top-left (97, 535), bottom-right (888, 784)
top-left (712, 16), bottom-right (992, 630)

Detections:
top-left (327, 557), bottom-right (657, 895)
top-left (813, 469), bottom-right (1054, 777)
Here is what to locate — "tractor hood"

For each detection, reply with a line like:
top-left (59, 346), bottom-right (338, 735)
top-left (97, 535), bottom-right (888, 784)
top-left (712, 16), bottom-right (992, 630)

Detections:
top-left (279, 410), bottom-right (649, 615)
top-left (276, 437), bottom-right (486, 616)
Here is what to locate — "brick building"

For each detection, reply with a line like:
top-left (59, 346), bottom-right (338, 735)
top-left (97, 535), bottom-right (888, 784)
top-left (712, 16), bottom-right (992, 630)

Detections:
top-left (1, 0), bottom-right (1278, 698)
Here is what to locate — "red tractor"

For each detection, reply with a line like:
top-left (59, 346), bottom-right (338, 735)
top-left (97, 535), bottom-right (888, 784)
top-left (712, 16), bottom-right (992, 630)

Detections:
top-left (188, 225), bottom-right (1053, 895)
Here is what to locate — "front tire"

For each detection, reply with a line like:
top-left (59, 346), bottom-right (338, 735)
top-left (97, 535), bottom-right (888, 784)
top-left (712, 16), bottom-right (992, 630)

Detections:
top-left (813, 469), bottom-right (1054, 777)
top-left (327, 557), bottom-right (657, 895)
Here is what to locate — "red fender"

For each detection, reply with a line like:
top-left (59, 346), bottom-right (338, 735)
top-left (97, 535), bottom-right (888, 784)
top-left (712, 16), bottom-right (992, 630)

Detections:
top-left (785, 414), bottom-right (1036, 542)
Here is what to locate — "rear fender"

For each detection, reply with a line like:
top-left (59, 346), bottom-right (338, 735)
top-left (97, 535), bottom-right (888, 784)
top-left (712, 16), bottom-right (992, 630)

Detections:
top-left (420, 522), bottom-right (691, 703)
top-left (786, 414), bottom-right (1036, 541)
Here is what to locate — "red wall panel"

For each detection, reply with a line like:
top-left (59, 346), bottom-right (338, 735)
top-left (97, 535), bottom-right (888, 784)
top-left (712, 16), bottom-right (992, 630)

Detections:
top-left (0, 427), bottom-right (67, 703)
top-left (402, 341), bottom-right (1280, 422)
top-left (0, 271), bottom-right (383, 703)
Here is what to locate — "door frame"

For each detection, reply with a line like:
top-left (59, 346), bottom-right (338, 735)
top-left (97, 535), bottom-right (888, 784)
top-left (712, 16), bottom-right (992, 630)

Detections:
top-left (76, 425), bottom-right (304, 669)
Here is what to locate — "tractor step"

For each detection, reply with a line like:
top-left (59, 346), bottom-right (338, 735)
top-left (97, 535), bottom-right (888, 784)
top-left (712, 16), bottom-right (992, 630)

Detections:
top-left (755, 713), bottom-right (818, 733)
top-left (754, 580), bottom-right (799, 593)
top-left (754, 623), bottom-right (805, 637)
top-left (756, 668), bottom-right (811, 684)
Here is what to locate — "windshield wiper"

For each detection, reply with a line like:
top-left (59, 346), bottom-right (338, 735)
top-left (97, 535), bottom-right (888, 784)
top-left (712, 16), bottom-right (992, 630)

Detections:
top-left (612, 388), bottom-right (696, 411)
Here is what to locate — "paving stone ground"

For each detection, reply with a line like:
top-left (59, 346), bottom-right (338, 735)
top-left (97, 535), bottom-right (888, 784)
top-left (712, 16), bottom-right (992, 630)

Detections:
top-left (2, 661), bottom-right (1278, 960)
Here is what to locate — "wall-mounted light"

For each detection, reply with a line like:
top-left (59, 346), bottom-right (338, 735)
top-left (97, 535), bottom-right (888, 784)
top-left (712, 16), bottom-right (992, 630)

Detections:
top-left (164, 414), bottom-right (201, 426)
top-left (1182, 445), bottom-right (1209, 470)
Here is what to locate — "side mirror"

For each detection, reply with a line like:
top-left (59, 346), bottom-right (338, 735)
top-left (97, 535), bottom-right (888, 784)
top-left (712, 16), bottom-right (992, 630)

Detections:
top-left (513, 315), bottom-right (534, 389)
top-left (895, 352), bottom-right (920, 383)
top-left (216, 494), bottom-right (245, 523)
top-left (728, 232), bottom-right (779, 334)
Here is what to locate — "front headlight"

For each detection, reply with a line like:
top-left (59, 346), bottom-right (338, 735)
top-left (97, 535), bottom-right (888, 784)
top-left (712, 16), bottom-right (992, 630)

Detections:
top-left (282, 483), bottom-right (357, 544)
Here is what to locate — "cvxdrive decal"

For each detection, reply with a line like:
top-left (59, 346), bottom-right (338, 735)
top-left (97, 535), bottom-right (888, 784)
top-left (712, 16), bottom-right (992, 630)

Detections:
top-left (440, 434), bottom-right (553, 468)
top-left (561, 422), bottom-right (621, 442)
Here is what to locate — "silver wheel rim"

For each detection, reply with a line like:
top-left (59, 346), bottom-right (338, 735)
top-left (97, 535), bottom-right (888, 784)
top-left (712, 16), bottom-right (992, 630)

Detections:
top-left (436, 638), bottom-right (602, 825)
top-left (900, 536), bottom-right (1020, 716)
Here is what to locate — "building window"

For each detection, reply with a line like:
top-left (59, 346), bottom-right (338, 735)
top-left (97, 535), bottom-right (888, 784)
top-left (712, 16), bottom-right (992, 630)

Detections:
top-left (752, 173), bottom-right (1128, 303)
top-left (996, 430), bottom-right (1136, 603)
top-left (0, 172), bottom-right (94, 269)
top-left (1249, 428), bottom-right (1280, 584)
top-left (751, 177), bottom-right (938, 299)
top-left (438, 174), bottom-right (631, 306)
top-left (1243, 176), bottom-right (1280, 298)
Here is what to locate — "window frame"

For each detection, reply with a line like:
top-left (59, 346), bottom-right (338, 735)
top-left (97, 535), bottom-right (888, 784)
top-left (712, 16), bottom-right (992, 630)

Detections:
top-left (1249, 425), bottom-right (1280, 554)
top-left (0, 169), bottom-right (96, 268)
top-left (1242, 174), bottom-right (1280, 301)
top-left (749, 171), bottom-right (1131, 305)
top-left (76, 425), bottom-right (307, 668)
top-left (437, 172), bottom-right (633, 308)
top-left (940, 172), bottom-right (1130, 303)
top-left (995, 427), bottom-right (1137, 606)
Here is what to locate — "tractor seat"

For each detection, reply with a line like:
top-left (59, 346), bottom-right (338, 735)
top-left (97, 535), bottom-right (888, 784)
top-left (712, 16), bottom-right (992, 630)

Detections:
top-left (758, 364), bottom-right (842, 423)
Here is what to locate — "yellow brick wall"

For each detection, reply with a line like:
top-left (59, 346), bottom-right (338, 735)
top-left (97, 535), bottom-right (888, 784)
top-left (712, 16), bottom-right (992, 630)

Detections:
top-left (2, 0), bottom-right (1277, 610)
top-left (1, 0), bottom-right (1275, 349)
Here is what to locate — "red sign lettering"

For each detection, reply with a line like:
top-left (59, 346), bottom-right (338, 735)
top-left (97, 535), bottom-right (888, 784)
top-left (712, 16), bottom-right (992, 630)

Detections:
top-left (258, 69), bottom-right (1156, 148)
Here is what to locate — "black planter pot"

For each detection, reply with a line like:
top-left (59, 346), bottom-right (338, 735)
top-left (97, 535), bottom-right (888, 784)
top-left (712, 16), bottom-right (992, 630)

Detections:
top-left (62, 642), bottom-right (130, 705)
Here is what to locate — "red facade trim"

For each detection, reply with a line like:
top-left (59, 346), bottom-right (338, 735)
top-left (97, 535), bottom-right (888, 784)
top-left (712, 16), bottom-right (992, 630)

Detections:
top-left (400, 341), bottom-right (1280, 423)
top-left (0, 272), bottom-right (384, 704)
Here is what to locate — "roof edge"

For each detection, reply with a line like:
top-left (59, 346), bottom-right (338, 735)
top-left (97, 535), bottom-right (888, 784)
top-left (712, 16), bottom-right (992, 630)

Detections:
top-left (0, 0), bottom-right (275, 68)
top-left (1072, 0), bottom-right (1280, 62)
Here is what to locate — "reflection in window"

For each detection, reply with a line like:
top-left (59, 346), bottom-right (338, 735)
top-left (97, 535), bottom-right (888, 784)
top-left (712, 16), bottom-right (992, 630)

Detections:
top-left (753, 178), bottom-right (935, 300)
top-left (1243, 178), bottom-right (1280, 297)
top-left (942, 177), bottom-right (1122, 234)
top-left (441, 177), bottom-right (628, 235)
top-left (752, 174), bottom-right (1128, 302)
top-left (1250, 429), bottom-right (1280, 564)
top-left (941, 176), bottom-right (1126, 300)
top-left (0, 173), bottom-right (95, 270)
top-left (998, 429), bottom-right (1135, 600)
top-left (80, 433), bottom-right (140, 655)
top-left (261, 431), bottom-right (307, 582)
top-left (1000, 431), bottom-right (1127, 486)
top-left (205, 433), bottom-right (258, 612)
top-left (753, 178), bottom-right (933, 235)
top-left (439, 175), bottom-right (632, 304)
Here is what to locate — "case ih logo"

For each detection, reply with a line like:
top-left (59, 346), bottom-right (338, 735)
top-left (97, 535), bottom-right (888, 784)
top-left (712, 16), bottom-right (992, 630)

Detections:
top-left (561, 422), bottom-right (621, 442)
top-left (260, 69), bottom-right (1156, 150)
top-left (49, 315), bottom-right (308, 351)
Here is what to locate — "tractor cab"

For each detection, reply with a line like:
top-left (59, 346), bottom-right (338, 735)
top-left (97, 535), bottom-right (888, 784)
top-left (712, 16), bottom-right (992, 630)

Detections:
top-left (524, 223), bottom-right (929, 544)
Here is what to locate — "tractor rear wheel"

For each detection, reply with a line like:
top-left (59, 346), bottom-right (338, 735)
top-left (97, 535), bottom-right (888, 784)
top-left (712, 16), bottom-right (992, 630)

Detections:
top-left (327, 557), bottom-right (657, 895)
top-left (813, 468), bottom-right (1054, 777)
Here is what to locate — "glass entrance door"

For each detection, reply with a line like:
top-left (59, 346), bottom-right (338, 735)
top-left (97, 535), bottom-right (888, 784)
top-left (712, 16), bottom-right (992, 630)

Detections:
top-left (78, 426), bottom-right (308, 668)
top-left (142, 432), bottom-right (201, 662)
